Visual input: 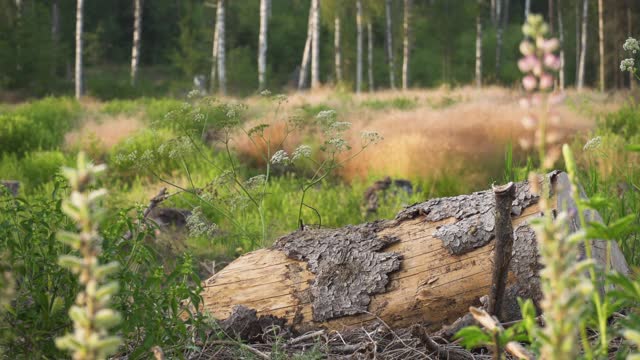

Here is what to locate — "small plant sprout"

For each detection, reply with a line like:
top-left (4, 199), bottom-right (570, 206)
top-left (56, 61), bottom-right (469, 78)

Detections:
top-left (55, 153), bottom-right (122, 360)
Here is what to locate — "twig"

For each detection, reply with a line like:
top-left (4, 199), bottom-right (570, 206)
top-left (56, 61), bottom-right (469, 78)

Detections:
top-left (122, 187), bottom-right (169, 241)
top-left (286, 330), bottom-right (325, 346)
top-left (489, 182), bottom-right (516, 319)
top-left (410, 324), bottom-right (475, 360)
top-left (208, 340), bottom-right (270, 360)
top-left (469, 307), bottom-right (536, 360)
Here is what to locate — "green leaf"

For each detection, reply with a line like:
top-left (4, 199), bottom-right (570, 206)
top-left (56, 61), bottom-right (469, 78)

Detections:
top-left (625, 144), bottom-right (640, 152)
top-left (454, 326), bottom-right (493, 349)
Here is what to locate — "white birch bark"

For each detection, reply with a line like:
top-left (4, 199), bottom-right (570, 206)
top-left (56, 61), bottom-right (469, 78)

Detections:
top-left (575, 0), bottom-right (580, 84)
top-left (356, 0), bottom-right (363, 93)
top-left (210, 1), bottom-right (220, 93)
top-left (52, 0), bottom-right (60, 43)
top-left (130, 0), bottom-right (143, 85)
top-left (628, 0), bottom-right (635, 90)
top-left (311, 0), bottom-right (320, 89)
top-left (597, 0), bottom-right (604, 92)
top-left (368, 22), bottom-right (374, 92)
top-left (334, 17), bottom-right (342, 83)
top-left (402, 0), bottom-right (411, 90)
top-left (385, 0), bottom-right (396, 89)
top-left (524, 0), bottom-right (530, 20)
top-left (217, 0), bottom-right (226, 95)
top-left (298, 7), bottom-right (313, 90)
top-left (577, 0), bottom-right (589, 90)
top-left (495, 0), bottom-right (504, 77)
top-left (258, 0), bottom-right (269, 91)
top-left (75, 0), bottom-right (84, 99)
top-left (558, 0), bottom-right (565, 90)
top-left (476, 3), bottom-right (483, 88)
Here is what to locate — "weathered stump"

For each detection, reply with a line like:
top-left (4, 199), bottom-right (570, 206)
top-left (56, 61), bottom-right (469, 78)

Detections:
top-left (199, 172), bottom-right (629, 333)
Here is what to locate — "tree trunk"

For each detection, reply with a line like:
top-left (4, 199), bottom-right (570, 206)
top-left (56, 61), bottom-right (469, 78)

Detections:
top-left (495, 0), bottom-right (509, 79)
top-left (75, 0), bottom-right (84, 99)
top-left (628, 0), bottom-right (635, 90)
top-left (558, 0), bottom-right (565, 90)
top-left (577, 0), bottom-right (589, 91)
top-left (52, 0), bottom-right (60, 43)
top-left (524, 0), bottom-right (530, 20)
top-left (598, 0), bottom-right (604, 92)
top-left (217, 0), bottom-right (226, 95)
top-left (210, 1), bottom-right (220, 93)
top-left (368, 22), bottom-right (374, 92)
top-left (298, 7), bottom-right (313, 90)
top-left (475, 2), bottom-right (483, 88)
top-left (311, 0), bottom-right (320, 90)
top-left (491, 0), bottom-right (496, 25)
top-left (385, 0), bottom-right (396, 90)
top-left (130, 0), bottom-right (143, 86)
top-left (334, 17), bottom-right (342, 84)
top-left (548, 0), bottom-right (555, 33)
top-left (258, 0), bottom-right (268, 91)
top-left (576, 0), bottom-right (580, 85)
top-left (199, 173), bottom-right (629, 332)
top-left (402, 0), bottom-right (411, 90)
top-left (356, 0), bottom-right (363, 94)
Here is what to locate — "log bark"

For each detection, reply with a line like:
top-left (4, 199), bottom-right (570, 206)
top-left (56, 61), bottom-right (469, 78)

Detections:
top-left (200, 172), bottom-right (629, 333)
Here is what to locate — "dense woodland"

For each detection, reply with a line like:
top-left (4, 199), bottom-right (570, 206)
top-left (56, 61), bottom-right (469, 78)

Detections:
top-left (0, 0), bottom-right (636, 98)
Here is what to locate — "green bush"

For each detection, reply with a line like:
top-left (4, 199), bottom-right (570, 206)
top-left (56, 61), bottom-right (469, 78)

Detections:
top-left (598, 101), bottom-right (640, 140)
top-left (0, 98), bottom-right (80, 155)
top-left (0, 151), bottom-right (70, 191)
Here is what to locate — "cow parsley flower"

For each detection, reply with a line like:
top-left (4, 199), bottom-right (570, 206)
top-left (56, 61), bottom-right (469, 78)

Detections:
top-left (292, 145), bottom-right (312, 160)
top-left (361, 130), bottom-right (383, 144)
top-left (621, 58), bottom-right (635, 72)
top-left (624, 37), bottom-right (640, 54)
top-left (186, 207), bottom-right (218, 238)
top-left (583, 136), bottom-right (602, 151)
top-left (270, 149), bottom-right (290, 164)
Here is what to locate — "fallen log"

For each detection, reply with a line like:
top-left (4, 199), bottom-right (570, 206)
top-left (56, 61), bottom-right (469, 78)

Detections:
top-left (200, 172), bottom-right (629, 333)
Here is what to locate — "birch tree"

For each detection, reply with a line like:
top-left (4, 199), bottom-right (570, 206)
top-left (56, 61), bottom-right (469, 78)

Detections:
top-left (575, 0), bottom-right (580, 84)
top-left (577, 0), bottom-right (589, 90)
top-left (130, 0), bottom-right (143, 85)
top-left (628, 0), bottom-right (634, 90)
top-left (385, 0), bottom-right (396, 89)
top-left (495, 0), bottom-right (509, 78)
top-left (75, 0), bottom-right (84, 99)
top-left (258, 0), bottom-right (269, 91)
top-left (368, 22), bottom-right (374, 92)
top-left (524, 0), bottom-right (530, 20)
top-left (558, 0), bottom-right (565, 90)
top-left (298, 7), bottom-right (313, 89)
top-left (597, 0), bottom-right (604, 92)
top-left (217, 0), bottom-right (226, 95)
top-left (402, 0), bottom-right (411, 90)
top-left (334, 16), bottom-right (342, 83)
top-left (356, 0), bottom-right (363, 93)
top-left (311, 0), bottom-right (320, 89)
top-left (476, 0), bottom-right (483, 88)
top-left (210, 1), bottom-right (220, 93)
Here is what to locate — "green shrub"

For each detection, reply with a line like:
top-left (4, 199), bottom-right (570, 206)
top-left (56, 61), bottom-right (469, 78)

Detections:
top-left (598, 101), bottom-right (640, 140)
top-left (360, 97), bottom-right (418, 111)
top-left (0, 98), bottom-right (80, 155)
top-left (0, 151), bottom-right (70, 191)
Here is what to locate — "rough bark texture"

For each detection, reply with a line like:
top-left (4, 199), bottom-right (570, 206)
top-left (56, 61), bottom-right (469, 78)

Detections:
top-left (385, 0), bottom-right (396, 89)
top-left (200, 172), bottom-right (629, 333)
top-left (396, 179), bottom-right (537, 255)
top-left (274, 224), bottom-right (401, 322)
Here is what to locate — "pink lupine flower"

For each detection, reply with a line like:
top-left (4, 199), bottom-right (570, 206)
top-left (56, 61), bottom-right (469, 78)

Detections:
top-left (544, 53), bottom-right (561, 70)
top-left (519, 40), bottom-right (535, 56)
top-left (518, 55), bottom-right (539, 72)
top-left (523, 75), bottom-right (537, 91)
top-left (539, 73), bottom-right (554, 90)
top-left (521, 115), bottom-right (538, 130)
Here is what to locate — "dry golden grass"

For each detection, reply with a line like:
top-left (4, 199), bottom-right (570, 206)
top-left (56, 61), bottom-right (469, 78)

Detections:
top-left (237, 87), bottom-right (607, 183)
top-left (65, 113), bottom-right (143, 154)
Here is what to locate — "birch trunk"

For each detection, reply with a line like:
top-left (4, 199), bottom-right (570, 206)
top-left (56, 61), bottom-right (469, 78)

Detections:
top-left (356, 0), bottom-right (363, 94)
top-left (368, 22), bottom-right (374, 92)
top-left (130, 0), bottom-right (143, 86)
top-left (598, 0), bottom-right (604, 92)
top-left (258, 0), bottom-right (268, 91)
top-left (402, 0), bottom-right (411, 90)
top-left (298, 7), bottom-right (313, 90)
top-left (476, 3), bottom-right (483, 88)
top-left (52, 0), bottom-right (60, 43)
top-left (576, 0), bottom-right (581, 85)
top-left (217, 0), bottom-right (226, 95)
top-left (311, 0), bottom-right (320, 90)
top-left (548, 0), bottom-right (554, 33)
top-left (75, 0), bottom-right (84, 99)
top-left (491, 0), bottom-right (496, 25)
top-left (334, 17), bottom-right (342, 83)
top-left (558, 0), bottom-right (565, 90)
top-left (210, 1), bottom-right (220, 93)
top-left (495, 0), bottom-right (508, 79)
top-left (577, 0), bottom-right (589, 91)
top-left (385, 0), bottom-right (396, 89)
top-left (524, 0), bottom-right (530, 20)
top-left (628, 0), bottom-right (635, 90)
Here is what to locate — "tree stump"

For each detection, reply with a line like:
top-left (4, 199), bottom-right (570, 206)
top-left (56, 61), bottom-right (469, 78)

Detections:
top-left (199, 172), bottom-right (629, 333)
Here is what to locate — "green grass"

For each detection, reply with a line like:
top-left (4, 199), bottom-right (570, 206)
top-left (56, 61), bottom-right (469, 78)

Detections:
top-left (360, 97), bottom-right (418, 111)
